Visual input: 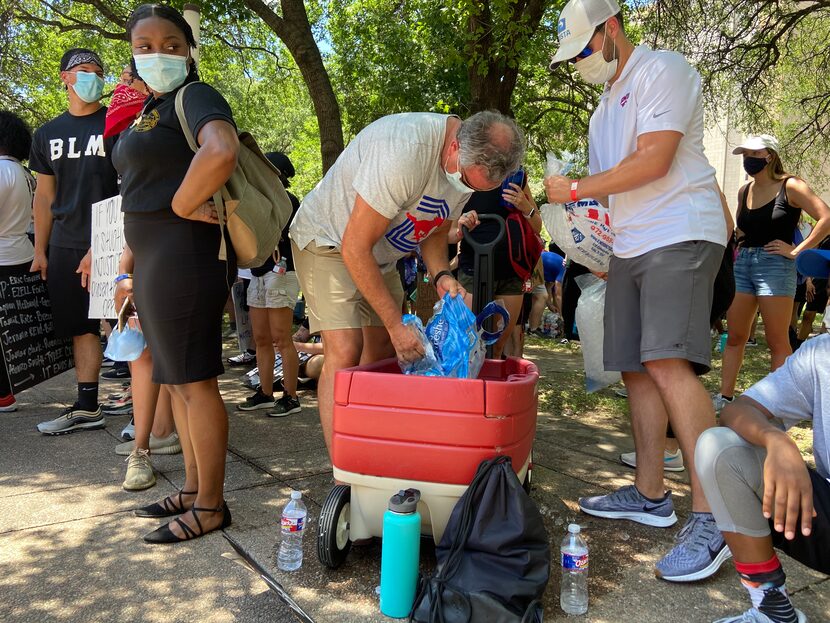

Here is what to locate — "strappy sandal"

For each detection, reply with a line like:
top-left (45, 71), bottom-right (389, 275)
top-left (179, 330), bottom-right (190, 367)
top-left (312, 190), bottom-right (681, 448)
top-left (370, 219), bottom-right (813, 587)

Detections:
top-left (134, 489), bottom-right (197, 519)
top-left (143, 503), bottom-right (232, 544)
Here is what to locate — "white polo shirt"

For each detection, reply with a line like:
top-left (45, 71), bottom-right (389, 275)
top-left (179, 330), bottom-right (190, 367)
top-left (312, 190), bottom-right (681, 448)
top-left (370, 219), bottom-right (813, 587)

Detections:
top-left (588, 45), bottom-right (727, 258)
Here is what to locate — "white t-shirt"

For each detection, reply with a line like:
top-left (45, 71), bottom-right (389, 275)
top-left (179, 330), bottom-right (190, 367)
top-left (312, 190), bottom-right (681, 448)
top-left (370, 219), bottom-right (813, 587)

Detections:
top-left (744, 334), bottom-right (830, 482)
top-left (0, 157), bottom-right (35, 265)
top-left (290, 113), bottom-right (471, 271)
top-left (588, 46), bottom-right (727, 258)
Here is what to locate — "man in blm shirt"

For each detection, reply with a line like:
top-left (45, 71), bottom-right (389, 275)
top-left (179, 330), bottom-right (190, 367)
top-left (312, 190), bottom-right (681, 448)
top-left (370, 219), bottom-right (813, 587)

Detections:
top-left (29, 48), bottom-right (119, 435)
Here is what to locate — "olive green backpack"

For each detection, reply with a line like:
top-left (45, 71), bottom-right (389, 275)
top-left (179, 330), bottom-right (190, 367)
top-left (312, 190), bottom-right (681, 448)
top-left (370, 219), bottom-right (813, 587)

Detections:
top-left (175, 82), bottom-right (292, 268)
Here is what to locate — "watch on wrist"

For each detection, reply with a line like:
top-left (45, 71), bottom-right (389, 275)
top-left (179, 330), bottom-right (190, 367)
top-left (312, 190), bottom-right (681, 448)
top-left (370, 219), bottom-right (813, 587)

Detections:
top-left (525, 208), bottom-right (536, 219)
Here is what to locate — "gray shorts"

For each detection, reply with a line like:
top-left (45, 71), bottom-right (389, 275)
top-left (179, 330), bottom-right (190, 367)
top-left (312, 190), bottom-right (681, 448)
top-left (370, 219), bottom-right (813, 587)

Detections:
top-left (603, 240), bottom-right (723, 375)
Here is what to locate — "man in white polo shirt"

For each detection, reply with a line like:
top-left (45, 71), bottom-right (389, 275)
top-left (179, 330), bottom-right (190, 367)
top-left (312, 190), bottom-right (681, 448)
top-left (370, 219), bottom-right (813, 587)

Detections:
top-left (545, 0), bottom-right (730, 583)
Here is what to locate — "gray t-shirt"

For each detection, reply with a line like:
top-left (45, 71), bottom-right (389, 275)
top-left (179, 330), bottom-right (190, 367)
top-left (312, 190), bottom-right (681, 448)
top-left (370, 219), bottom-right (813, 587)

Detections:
top-left (289, 113), bottom-right (471, 271)
top-left (744, 334), bottom-right (830, 480)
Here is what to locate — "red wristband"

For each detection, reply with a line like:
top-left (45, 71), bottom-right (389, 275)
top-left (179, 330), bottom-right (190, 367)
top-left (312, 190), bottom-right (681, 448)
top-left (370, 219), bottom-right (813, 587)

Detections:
top-left (570, 180), bottom-right (579, 202)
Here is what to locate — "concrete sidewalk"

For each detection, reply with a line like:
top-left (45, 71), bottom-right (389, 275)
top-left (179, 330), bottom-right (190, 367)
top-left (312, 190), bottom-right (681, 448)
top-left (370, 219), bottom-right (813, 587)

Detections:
top-left (0, 343), bottom-right (827, 622)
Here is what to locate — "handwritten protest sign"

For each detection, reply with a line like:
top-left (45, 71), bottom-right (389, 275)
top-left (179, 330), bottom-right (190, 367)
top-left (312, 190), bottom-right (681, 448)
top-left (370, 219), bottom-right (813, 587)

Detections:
top-left (89, 195), bottom-right (124, 319)
top-left (0, 270), bottom-right (74, 394)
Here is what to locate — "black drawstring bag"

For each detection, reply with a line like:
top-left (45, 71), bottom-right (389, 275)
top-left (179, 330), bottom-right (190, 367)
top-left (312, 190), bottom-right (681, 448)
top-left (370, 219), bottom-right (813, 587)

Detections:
top-left (410, 456), bottom-right (550, 623)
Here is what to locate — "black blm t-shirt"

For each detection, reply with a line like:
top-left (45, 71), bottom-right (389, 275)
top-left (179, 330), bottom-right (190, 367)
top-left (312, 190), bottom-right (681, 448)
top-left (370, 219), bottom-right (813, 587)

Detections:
top-left (251, 190), bottom-right (301, 276)
top-left (28, 108), bottom-right (119, 249)
top-left (111, 79), bottom-right (236, 214)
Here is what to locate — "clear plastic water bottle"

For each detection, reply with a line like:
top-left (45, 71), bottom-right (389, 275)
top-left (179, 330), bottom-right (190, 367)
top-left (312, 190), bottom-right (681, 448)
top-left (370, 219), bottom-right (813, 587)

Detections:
top-left (560, 523), bottom-right (589, 615)
top-left (277, 490), bottom-right (307, 571)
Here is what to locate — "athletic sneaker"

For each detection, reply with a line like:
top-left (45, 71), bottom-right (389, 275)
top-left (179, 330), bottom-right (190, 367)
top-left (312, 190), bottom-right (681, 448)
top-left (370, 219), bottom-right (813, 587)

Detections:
top-left (267, 395), bottom-right (302, 417)
top-left (578, 484), bottom-right (678, 527)
top-left (746, 338), bottom-right (758, 347)
top-left (123, 448), bottom-right (156, 491)
top-left (0, 394), bottom-right (18, 412)
top-left (101, 366), bottom-right (131, 380)
top-left (115, 432), bottom-right (181, 456)
top-left (121, 418), bottom-right (135, 441)
top-left (620, 449), bottom-right (685, 472)
top-left (655, 512), bottom-right (732, 582)
top-left (713, 393), bottom-right (735, 413)
top-left (101, 356), bottom-right (116, 368)
top-left (713, 608), bottom-right (807, 623)
top-left (37, 404), bottom-right (105, 435)
top-left (237, 390), bottom-right (276, 411)
top-left (102, 396), bottom-right (133, 416)
top-left (227, 351), bottom-right (256, 366)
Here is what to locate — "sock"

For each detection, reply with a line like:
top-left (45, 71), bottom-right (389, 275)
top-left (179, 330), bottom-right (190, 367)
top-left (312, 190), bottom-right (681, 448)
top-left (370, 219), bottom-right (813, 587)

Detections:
top-left (735, 555), bottom-right (798, 623)
top-left (78, 382), bottom-right (99, 411)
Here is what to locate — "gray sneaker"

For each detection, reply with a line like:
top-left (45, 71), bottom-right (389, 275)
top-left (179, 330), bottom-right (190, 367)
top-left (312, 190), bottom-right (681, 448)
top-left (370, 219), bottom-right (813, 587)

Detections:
top-left (37, 404), bottom-right (105, 435)
top-left (714, 608), bottom-right (807, 623)
top-left (578, 484), bottom-right (677, 527)
top-left (655, 512), bottom-right (732, 582)
top-left (713, 393), bottom-right (734, 413)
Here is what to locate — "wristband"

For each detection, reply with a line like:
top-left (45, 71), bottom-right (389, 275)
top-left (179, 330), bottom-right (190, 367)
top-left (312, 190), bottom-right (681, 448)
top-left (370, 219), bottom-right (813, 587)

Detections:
top-left (525, 207), bottom-right (536, 219)
top-left (114, 273), bottom-right (133, 284)
top-left (433, 270), bottom-right (453, 285)
top-left (570, 180), bottom-right (579, 202)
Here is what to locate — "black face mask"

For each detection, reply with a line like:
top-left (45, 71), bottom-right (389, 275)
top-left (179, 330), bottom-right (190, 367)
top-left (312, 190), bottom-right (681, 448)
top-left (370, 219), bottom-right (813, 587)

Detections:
top-left (743, 156), bottom-right (768, 176)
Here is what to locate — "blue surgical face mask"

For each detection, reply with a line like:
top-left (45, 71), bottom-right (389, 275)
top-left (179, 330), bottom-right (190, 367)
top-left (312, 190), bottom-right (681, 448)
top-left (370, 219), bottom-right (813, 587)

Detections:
top-left (445, 150), bottom-right (475, 193)
top-left (133, 53), bottom-right (189, 94)
top-left (71, 71), bottom-right (105, 103)
top-left (104, 324), bottom-right (146, 362)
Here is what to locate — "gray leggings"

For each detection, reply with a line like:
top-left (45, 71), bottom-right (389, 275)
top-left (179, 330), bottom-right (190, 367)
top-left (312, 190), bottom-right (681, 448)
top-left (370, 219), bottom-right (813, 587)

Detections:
top-left (696, 426), bottom-right (773, 537)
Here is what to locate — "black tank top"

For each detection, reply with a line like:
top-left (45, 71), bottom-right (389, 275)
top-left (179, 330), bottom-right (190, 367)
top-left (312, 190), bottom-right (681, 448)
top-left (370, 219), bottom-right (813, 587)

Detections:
top-left (736, 180), bottom-right (800, 247)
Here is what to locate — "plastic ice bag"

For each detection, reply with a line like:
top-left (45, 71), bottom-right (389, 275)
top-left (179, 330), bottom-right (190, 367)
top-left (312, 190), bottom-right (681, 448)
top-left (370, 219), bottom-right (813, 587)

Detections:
top-left (541, 153), bottom-right (614, 273)
top-left (574, 274), bottom-right (620, 393)
top-left (400, 294), bottom-right (508, 379)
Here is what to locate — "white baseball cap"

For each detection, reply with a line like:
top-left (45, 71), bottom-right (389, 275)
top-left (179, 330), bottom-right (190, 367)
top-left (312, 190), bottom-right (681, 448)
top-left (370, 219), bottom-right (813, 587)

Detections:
top-left (549, 0), bottom-right (621, 68)
top-left (731, 134), bottom-right (781, 155)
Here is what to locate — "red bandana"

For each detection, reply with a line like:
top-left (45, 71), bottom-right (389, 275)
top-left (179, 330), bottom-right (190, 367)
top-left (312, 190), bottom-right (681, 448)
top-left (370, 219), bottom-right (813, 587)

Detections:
top-left (104, 84), bottom-right (147, 138)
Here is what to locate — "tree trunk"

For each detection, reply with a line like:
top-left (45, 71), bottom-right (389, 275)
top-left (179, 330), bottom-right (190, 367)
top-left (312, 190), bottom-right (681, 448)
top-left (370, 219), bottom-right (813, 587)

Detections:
top-left (244, 0), bottom-right (344, 173)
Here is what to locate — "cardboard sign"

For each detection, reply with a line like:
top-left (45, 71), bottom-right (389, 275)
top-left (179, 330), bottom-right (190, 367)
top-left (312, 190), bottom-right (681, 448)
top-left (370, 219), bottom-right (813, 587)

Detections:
top-left (89, 195), bottom-right (124, 319)
top-left (0, 270), bottom-right (74, 394)
top-left (231, 280), bottom-right (253, 354)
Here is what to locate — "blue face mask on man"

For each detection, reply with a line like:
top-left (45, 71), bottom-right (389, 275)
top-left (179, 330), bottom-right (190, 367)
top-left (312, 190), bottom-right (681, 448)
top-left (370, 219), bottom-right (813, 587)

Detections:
top-left (71, 71), bottom-right (105, 103)
top-left (133, 53), bottom-right (189, 94)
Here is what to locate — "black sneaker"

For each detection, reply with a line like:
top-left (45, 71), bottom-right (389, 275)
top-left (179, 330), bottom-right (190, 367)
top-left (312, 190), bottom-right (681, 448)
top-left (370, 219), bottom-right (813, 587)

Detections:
top-left (267, 395), bottom-right (302, 418)
top-left (102, 366), bottom-right (131, 380)
top-left (101, 356), bottom-right (116, 368)
top-left (236, 390), bottom-right (276, 411)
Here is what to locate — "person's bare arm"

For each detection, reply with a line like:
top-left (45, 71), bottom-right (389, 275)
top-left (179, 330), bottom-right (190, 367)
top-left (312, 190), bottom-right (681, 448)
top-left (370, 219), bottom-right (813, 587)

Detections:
top-left (294, 341), bottom-right (324, 355)
top-left (721, 397), bottom-right (815, 539)
top-left (171, 120), bottom-right (239, 221)
top-left (787, 178), bottom-right (830, 254)
top-left (30, 173), bottom-right (56, 280)
top-left (544, 130), bottom-right (683, 204)
top-left (341, 195), bottom-right (424, 363)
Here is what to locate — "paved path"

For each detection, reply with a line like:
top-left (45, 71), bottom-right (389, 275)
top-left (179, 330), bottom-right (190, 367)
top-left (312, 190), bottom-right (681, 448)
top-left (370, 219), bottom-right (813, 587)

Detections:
top-left (1, 346), bottom-right (827, 622)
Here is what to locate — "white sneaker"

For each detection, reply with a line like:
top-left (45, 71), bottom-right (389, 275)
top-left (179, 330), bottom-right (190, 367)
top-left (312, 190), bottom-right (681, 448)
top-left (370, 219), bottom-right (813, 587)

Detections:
top-left (620, 449), bottom-right (685, 472)
top-left (712, 393), bottom-right (734, 413)
top-left (115, 432), bottom-right (181, 456)
top-left (121, 418), bottom-right (135, 441)
top-left (123, 448), bottom-right (156, 491)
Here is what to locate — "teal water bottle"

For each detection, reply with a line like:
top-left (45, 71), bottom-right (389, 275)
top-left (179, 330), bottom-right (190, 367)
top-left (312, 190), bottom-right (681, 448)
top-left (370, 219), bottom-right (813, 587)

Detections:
top-left (380, 489), bottom-right (422, 618)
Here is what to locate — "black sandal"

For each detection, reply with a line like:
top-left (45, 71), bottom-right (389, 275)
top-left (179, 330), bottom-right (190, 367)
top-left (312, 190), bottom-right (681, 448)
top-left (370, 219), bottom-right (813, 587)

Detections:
top-left (135, 489), bottom-right (197, 518)
top-left (143, 503), bottom-right (232, 544)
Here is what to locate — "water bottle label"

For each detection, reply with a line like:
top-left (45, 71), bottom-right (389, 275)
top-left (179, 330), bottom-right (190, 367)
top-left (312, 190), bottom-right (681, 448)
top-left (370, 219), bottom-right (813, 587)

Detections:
top-left (562, 552), bottom-right (588, 571)
top-left (281, 516), bottom-right (304, 533)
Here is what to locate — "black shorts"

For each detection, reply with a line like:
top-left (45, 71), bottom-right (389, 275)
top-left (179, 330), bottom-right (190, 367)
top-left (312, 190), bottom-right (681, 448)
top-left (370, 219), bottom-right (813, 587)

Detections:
top-left (772, 468), bottom-right (830, 575)
top-left (47, 246), bottom-right (100, 338)
top-left (805, 279), bottom-right (829, 313)
top-left (125, 209), bottom-right (234, 385)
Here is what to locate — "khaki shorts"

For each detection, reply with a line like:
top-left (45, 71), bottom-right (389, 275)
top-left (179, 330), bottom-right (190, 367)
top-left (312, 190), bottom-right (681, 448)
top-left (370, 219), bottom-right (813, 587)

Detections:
top-left (247, 271), bottom-right (300, 309)
top-left (292, 241), bottom-right (403, 333)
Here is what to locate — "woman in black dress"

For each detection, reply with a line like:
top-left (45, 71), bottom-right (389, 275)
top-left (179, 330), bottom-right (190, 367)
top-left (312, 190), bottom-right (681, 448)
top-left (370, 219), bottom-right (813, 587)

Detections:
top-left (112, 4), bottom-right (240, 543)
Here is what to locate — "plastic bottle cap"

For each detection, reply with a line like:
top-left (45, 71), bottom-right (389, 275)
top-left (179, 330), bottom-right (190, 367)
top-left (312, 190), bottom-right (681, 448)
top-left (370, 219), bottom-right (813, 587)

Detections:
top-left (291, 491), bottom-right (302, 500)
top-left (568, 523), bottom-right (581, 534)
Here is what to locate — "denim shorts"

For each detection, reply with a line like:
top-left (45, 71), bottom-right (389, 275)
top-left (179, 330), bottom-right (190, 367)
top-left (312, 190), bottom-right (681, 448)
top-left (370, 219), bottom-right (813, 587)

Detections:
top-left (734, 247), bottom-right (797, 298)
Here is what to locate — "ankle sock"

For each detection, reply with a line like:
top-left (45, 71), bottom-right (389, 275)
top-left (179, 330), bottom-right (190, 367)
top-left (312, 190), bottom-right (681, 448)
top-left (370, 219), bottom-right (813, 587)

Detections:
top-left (635, 486), bottom-right (668, 503)
top-left (78, 382), bottom-right (99, 411)
top-left (735, 555), bottom-right (797, 623)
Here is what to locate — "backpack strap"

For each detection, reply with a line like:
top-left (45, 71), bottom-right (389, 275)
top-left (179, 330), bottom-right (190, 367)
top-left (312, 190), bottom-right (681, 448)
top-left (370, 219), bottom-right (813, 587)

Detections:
top-left (174, 82), bottom-right (229, 262)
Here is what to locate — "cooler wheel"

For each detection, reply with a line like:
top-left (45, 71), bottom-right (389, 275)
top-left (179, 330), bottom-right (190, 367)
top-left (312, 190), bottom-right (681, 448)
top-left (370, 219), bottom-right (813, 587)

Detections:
top-left (317, 484), bottom-right (352, 569)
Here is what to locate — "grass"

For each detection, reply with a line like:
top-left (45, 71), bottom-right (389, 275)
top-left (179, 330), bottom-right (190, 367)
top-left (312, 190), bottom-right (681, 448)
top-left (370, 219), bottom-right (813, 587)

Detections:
top-left (525, 326), bottom-right (816, 463)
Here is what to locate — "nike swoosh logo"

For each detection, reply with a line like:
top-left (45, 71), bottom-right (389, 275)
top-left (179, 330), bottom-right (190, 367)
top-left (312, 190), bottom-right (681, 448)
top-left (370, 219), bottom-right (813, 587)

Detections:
top-left (653, 110), bottom-right (672, 118)
top-left (708, 544), bottom-right (723, 559)
top-left (642, 503), bottom-right (665, 512)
